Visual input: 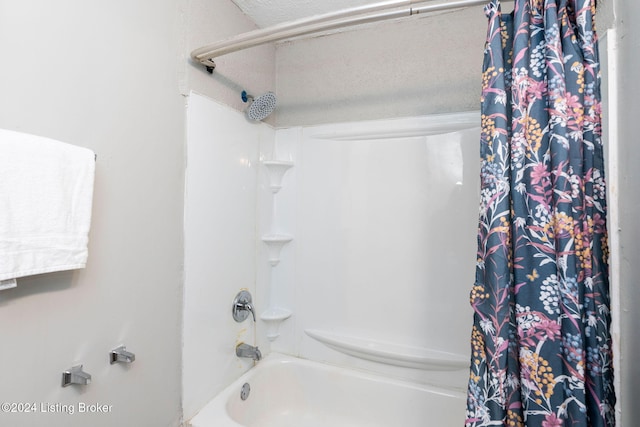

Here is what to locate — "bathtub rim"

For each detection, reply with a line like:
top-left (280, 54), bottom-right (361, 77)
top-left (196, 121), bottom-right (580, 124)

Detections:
top-left (186, 352), bottom-right (466, 427)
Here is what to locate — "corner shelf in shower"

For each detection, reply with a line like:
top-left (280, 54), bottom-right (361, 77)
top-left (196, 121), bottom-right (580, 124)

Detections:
top-left (304, 329), bottom-right (468, 371)
top-left (262, 160), bottom-right (294, 193)
top-left (259, 158), bottom-right (294, 342)
top-left (261, 234), bottom-right (293, 266)
top-left (261, 308), bottom-right (292, 341)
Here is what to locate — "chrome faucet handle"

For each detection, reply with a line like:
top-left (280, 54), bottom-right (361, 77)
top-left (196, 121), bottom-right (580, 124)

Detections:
top-left (239, 301), bottom-right (256, 322)
top-left (62, 365), bottom-right (92, 387)
top-left (232, 290), bottom-right (256, 322)
top-left (110, 345), bottom-right (136, 364)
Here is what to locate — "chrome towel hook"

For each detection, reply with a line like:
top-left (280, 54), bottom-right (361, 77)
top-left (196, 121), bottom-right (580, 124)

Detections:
top-left (110, 345), bottom-right (136, 364)
top-left (62, 365), bottom-right (91, 387)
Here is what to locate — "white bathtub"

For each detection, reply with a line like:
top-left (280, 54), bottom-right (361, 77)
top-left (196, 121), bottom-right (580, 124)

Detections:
top-left (188, 353), bottom-right (466, 427)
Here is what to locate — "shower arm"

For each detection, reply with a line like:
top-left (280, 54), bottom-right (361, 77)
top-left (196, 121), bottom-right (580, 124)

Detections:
top-left (190, 0), bottom-right (488, 71)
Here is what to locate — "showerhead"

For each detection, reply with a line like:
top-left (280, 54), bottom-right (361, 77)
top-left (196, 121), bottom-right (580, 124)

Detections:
top-left (241, 90), bottom-right (277, 121)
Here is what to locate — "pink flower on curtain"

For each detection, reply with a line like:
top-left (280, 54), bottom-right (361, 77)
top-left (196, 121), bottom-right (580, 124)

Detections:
top-left (542, 413), bottom-right (563, 427)
top-left (530, 162), bottom-right (550, 185)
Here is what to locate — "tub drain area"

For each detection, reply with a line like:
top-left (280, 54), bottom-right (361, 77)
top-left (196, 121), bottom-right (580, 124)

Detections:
top-left (240, 382), bottom-right (250, 401)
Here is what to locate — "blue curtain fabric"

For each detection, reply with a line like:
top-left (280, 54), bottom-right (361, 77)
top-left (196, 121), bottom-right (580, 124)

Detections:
top-left (466, 0), bottom-right (616, 425)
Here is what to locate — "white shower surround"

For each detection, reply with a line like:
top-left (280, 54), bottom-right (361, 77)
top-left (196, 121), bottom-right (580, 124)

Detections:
top-left (266, 112), bottom-right (480, 389)
top-left (184, 92), bottom-right (480, 420)
top-left (183, 93), bottom-right (274, 420)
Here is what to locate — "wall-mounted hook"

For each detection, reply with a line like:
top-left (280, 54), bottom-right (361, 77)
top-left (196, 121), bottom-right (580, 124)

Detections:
top-left (62, 365), bottom-right (91, 387)
top-left (110, 345), bottom-right (136, 364)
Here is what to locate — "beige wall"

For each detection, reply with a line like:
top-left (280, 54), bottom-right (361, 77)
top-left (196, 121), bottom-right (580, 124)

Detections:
top-left (0, 0), bottom-right (276, 424)
top-left (274, 7), bottom-right (486, 127)
top-left (0, 1), bottom-right (186, 426)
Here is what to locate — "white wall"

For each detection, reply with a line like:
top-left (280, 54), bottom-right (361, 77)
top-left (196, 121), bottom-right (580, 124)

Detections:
top-left (594, 3), bottom-right (640, 426)
top-left (0, 1), bottom-right (185, 426)
top-left (611, 2), bottom-right (640, 426)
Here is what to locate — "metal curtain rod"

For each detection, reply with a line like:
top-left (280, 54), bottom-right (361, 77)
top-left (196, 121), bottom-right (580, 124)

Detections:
top-left (190, 0), bottom-right (488, 71)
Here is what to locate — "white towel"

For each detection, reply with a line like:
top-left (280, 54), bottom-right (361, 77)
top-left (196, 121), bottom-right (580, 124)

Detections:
top-left (0, 128), bottom-right (95, 282)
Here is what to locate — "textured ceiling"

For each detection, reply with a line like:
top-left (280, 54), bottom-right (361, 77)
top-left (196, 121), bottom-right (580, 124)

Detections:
top-left (231, 0), bottom-right (403, 28)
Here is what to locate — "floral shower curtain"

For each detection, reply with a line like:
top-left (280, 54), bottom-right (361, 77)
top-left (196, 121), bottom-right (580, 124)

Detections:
top-left (466, 0), bottom-right (616, 425)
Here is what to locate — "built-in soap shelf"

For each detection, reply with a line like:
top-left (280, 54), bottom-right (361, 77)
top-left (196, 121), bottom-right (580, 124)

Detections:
top-left (260, 308), bottom-right (292, 341)
top-left (261, 234), bottom-right (293, 266)
top-left (262, 160), bottom-right (294, 194)
top-left (304, 329), bottom-right (468, 371)
top-left (260, 158), bottom-right (294, 342)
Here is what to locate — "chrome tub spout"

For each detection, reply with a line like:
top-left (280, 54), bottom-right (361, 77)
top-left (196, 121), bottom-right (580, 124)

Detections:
top-left (236, 342), bottom-right (262, 361)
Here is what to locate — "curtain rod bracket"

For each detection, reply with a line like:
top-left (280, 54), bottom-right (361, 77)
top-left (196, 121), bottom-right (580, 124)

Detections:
top-left (205, 62), bottom-right (216, 74)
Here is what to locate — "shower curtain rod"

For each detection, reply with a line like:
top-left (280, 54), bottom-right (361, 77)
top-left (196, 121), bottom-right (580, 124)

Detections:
top-left (190, 0), bottom-right (488, 71)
